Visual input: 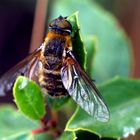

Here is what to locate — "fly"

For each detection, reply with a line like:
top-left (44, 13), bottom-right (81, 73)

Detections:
top-left (0, 16), bottom-right (109, 122)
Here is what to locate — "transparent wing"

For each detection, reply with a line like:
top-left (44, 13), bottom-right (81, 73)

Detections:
top-left (61, 52), bottom-right (110, 122)
top-left (0, 46), bottom-right (42, 96)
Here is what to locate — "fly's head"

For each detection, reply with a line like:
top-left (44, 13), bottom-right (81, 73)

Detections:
top-left (49, 16), bottom-right (72, 35)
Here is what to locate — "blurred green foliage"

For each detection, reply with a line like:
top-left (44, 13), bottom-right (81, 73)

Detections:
top-left (0, 106), bottom-right (39, 139)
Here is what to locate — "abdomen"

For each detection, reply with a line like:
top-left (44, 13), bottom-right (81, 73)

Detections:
top-left (39, 37), bottom-right (68, 97)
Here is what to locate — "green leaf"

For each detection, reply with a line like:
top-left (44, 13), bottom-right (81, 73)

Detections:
top-left (0, 106), bottom-right (39, 139)
top-left (84, 36), bottom-right (97, 78)
top-left (68, 12), bottom-right (98, 76)
top-left (58, 131), bottom-right (77, 140)
top-left (67, 12), bottom-right (86, 69)
top-left (5, 132), bottom-right (32, 140)
top-left (13, 76), bottom-right (46, 120)
top-left (67, 11), bottom-right (80, 38)
top-left (0, 106), bottom-right (56, 140)
top-left (33, 132), bottom-right (54, 140)
top-left (47, 96), bottom-right (70, 110)
top-left (66, 77), bottom-right (140, 139)
top-left (51, 0), bottom-right (132, 83)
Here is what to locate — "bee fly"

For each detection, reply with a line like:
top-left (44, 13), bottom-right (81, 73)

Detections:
top-left (0, 16), bottom-right (109, 122)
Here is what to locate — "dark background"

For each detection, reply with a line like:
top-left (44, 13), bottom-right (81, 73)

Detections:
top-left (0, 0), bottom-right (36, 75)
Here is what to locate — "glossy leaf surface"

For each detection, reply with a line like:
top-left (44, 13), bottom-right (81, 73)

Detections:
top-left (13, 76), bottom-right (45, 120)
top-left (66, 77), bottom-right (140, 139)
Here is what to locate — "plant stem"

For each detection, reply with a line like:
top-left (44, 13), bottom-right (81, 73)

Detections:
top-left (31, 105), bottom-right (62, 137)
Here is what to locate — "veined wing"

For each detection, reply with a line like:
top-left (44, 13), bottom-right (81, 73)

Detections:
top-left (0, 46), bottom-right (42, 96)
top-left (61, 50), bottom-right (109, 122)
